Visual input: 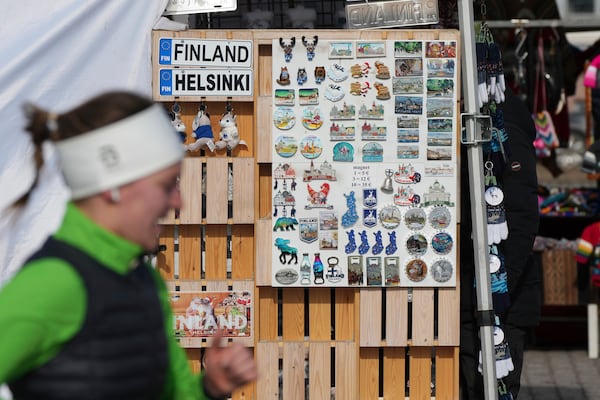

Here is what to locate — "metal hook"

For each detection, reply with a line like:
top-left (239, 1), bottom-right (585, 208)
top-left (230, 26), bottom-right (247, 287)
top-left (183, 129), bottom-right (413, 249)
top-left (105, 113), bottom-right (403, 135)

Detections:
top-left (514, 28), bottom-right (528, 62)
top-left (225, 98), bottom-right (233, 113)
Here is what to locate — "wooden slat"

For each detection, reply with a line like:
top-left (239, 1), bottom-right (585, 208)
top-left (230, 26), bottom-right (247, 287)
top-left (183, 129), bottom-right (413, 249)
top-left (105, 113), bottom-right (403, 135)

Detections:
top-left (335, 342), bottom-right (359, 400)
top-left (435, 347), bottom-right (460, 400)
top-left (359, 348), bottom-right (379, 399)
top-left (411, 288), bottom-right (434, 346)
top-left (185, 348), bottom-right (201, 374)
top-left (408, 347), bottom-right (432, 400)
top-left (258, 42), bottom-right (273, 96)
top-left (283, 342), bottom-right (305, 400)
top-left (256, 342), bottom-right (279, 400)
top-left (179, 157), bottom-right (203, 224)
top-left (255, 218), bottom-right (272, 285)
top-left (178, 225), bottom-right (201, 280)
top-left (437, 288), bottom-right (460, 346)
top-left (309, 288), bottom-right (331, 340)
top-left (231, 224), bottom-right (255, 280)
top-left (360, 288), bottom-right (382, 347)
top-left (258, 164), bottom-right (272, 218)
top-left (282, 288), bottom-right (305, 340)
top-left (205, 157), bottom-right (229, 224)
top-left (258, 287), bottom-right (278, 340)
top-left (335, 288), bottom-right (357, 341)
top-left (384, 347), bottom-right (406, 400)
top-left (309, 342), bottom-right (331, 400)
top-left (157, 225), bottom-right (175, 280)
top-left (204, 225), bottom-right (227, 279)
top-left (232, 157), bottom-right (255, 223)
top-left (256, 96), bottom-right (272, 163)
top-left (230, 102), bottom-right (253, 157)
top-left (385, 288), bottom-right (409, 346)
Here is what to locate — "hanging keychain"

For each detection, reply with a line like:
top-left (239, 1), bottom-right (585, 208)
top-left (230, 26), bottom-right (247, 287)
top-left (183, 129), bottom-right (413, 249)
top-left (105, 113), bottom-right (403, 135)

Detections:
top-left (170, 102), bottom-right (187, 143)
top-left (484, 161), bottom-right (508, 244)
top-left (489, 244), bottom-right (510, 313)
top-left (187, 101), bottom-right (216, 152)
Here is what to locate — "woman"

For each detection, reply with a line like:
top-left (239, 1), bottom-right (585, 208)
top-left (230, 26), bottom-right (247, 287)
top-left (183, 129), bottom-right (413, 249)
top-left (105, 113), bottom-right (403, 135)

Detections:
top-left (0, 91), bottom-right (257, 399)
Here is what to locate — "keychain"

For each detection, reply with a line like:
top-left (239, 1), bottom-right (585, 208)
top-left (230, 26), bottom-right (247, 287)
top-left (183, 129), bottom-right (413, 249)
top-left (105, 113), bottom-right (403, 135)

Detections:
top-left (186, 102), bottom-right (216, 152)
top-left (484, 161), bottom-right (508, 244)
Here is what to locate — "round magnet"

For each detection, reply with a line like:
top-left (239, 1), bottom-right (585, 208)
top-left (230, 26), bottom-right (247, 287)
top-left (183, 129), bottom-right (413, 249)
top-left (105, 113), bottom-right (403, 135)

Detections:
top-left (484, 186), bottom-right (504, 206)
top-left (431, 259), bottom-right (453, 283)
top-left (275, 135), bottom-right (298, 158)
top-left (405, 259), bottom-right (427, 282)
top-left (429, 206), bottom-right (451, 230)
top-left (302, 107), bottom-right (324, 130)
top-left (493, 326), bottom-right (505, 345)
top-left (404, 207), bottom-right (427, 231)
top-left (379, 204), bottom-right (401, 229)
top-left (273, 107), bottom-right (296, 130)
top-left (431, 232), bottom-right (453, 255)
top-left (489, 253), bottom-right (501, 273)
top-left (275, 268), bottom-right (299, 285)
top-left (299, 135), bottom-right (323, 159)
top-left (406, 233), bottom-right (427, 256)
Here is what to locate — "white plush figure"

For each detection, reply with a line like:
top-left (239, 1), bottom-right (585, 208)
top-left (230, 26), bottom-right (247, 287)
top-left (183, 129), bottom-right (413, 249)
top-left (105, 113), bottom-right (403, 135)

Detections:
top-left (186, 108), bottom-right (215, 152)
top-left (171, 112), bottom-right (187, 143)
top-left (214, 111), bottom-right (247, 151)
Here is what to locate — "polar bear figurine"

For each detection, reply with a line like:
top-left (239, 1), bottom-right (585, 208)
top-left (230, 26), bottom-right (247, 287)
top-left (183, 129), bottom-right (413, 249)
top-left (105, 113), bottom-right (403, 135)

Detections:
top-left (214, 111), bottom-right (247, 151)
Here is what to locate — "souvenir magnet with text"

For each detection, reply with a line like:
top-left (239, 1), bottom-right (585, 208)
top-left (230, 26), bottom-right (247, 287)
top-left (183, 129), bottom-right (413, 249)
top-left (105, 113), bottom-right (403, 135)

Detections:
top-left (384, 257), bottom-right (400, 286)
top-left (325, 256), bottom-right (345, 283)
top-left (366, 256), bottom-right (382, 286)
top-left (348, 255), bottom-right (364, 285)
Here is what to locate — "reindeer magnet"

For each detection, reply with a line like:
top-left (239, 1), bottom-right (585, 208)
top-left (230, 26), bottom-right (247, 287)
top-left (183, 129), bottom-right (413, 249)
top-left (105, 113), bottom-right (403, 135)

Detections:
top-left (302, 35), bottom-right (318, 61)
top-left (279, 37), bottom-right (296, 62)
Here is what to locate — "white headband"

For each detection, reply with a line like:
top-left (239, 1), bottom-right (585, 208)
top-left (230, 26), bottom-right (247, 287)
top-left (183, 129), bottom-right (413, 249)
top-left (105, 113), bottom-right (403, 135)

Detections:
top-left (55, 104), bottom-right (184, 200)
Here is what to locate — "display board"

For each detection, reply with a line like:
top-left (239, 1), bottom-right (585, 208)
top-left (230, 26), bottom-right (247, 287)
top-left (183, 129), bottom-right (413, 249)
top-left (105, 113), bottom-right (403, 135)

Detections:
top-left (270, 37), bottom-right (459, 287)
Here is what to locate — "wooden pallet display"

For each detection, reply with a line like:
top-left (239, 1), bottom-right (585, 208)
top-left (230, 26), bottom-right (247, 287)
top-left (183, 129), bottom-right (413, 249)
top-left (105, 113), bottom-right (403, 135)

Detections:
top-left (153, 29), bottom-right (460, 400)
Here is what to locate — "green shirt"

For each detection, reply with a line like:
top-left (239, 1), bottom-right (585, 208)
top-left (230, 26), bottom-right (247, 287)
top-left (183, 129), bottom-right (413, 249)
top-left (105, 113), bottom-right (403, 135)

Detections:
top-left (0, 203), bottom-right (212, 400)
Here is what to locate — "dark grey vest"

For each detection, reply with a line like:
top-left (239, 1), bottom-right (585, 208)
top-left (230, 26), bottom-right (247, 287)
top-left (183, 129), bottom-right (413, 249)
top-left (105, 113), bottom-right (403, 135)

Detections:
top-left (9, 237), bottom-right (168, 399)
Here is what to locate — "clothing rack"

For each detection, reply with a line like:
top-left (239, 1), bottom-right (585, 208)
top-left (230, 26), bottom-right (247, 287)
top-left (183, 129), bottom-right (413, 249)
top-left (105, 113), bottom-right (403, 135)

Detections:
top-left (485, 18), bottom-right (600, 30)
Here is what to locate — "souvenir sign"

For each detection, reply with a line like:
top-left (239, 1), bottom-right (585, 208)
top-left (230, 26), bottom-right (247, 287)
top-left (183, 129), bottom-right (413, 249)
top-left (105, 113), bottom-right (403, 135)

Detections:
top-left (429, 206), bottom-right (451, 229)
top-left (406, 233), bottom-right (427, 256)
top-left (431, 232), bottom-right (453, 255)
top-left (348, 256), bottom-right (364, 285)
top-left (384, 257), bottom-right (400, 286)
top-left (333, 142), bottom-right (354, 162)
top-left (378, 204), bottom-right (401, 229)
top-left (346, 1), bottom-right (439, 29)
top-left (366, 257), bottom-right (382, 286)
top-left (300, 135), bottom-right (323, 159)
top-left (404, 207), bottom-right (426, 230)
top-left (405, 259), bottom-right (427, 282)
top-left (302, 107), bottom-right (324, 130)
top-left (273, 107), bottom-right (296, 130)
top-left (274, 135), bottom-right (298, 158)
top-left (431, 259), bottom-right (453, 283)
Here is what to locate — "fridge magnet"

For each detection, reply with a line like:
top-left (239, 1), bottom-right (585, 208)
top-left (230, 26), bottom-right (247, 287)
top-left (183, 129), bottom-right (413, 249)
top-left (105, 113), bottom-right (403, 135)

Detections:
top-left (393, 77), bottom-right (424, 95)
top-left (306, 182), bottom-right (333, 209)
top-left (272, 190), bottom-right (296, 217)
top-left (301, 107), bottom-right (324, 130)
top-left (431, 259), bottom-right (453, 283)
top-left (361, 122), bottom-right (387, 141)
top-left (319, 231), bottom-right (338, 250)
top-left (345, 229), bottom-right (357, 253)
top-left (332, 142), bottom-right (354, 162)
top-left (425, 41), bottom-right (456, 58)
top-left (356, 41), bottom-right (386, 58)
top-left (424, 164), bottom-right (455, 178)
top-left (276, 66), bottom-right (291, 85)
top-left (371, 231), bottom-right (384, 255)
top-left (273, 107), bottom-right (296, 130)
top-left (385, 231), bottom-right (398, 255)
top-left (397, 115), bottom-right (420, 129)
top-left (429, 206), bottom-right (451, 229)
top-left (350, 81), bottom-right (371, 96)
top-left (426, 98), bottom-right (454, 117)
top-left (299, 217), bottom-right (318, 243)
top-left (394, 185), bottom-right (421, 206)
top-left (350, 62), bottom-right (371, 78)
top-left (406, 258), bottom-right (427, 282)
top-left (300, 253), bottom-right (311, 285)
top-left (380, 169), bottom-right (394, 194)
top-left (374, 82), bottom-right (391, 100)
top-left (215, 108), bottom-right (247, 151)
top-left (299, 88), bottom-right (319, 105)
top-left (384, 257), bottom-right (400, 286)
top-left (395, 58), bottom-right (423, 77)
top-left (297, 67), bottom-right (308, 85)
top-left (300, 135), bottom-right (323, 159)
top-left (362, 142), bottom-right (383, 162)
top-left (313, 253), bottom-right (325, 284)
top-left (374, 61), bottom-right (391, 79)
top-left (274, 135), bottom-right (298, 158)
top-left (426, 131), bottom-right (453, 147)
top-left (406, 233), bottom-right (428, 256)
top-left (275, 268), bottom-right (299, 285)
top-left (273, 216), bottom-right (299, 232)
top-left (348, 255), bottom-right (364, 285)
top-left (327, 64), bottom-right (349, 82)
top-left (186, 104), bottom-right (216, 152)
top-left (358, 230), bottom-right (370, 255)
top-left (274, 238), bottom-right (299, 264)
top-left (426, 78), bottom-right (454, 98)
top-left (314, 66), bottom-right (326, 84)
top-left (279, 37), bottom-right (296, 62)
top-left (342, 192), bottom-right (359, 228)
top-left (427, 147), bottom-right (452, 161)
top-left (325, 256), bottom-right (345, 283)
top-left (363, 188), bottom-right (377, 208)
top-left (358, 101), bottom-right (385, 119)
top-left (302, 35), bottom-right (318, 61)
top-left (404, 207), bottom-right (427, 230)
top-left (366, 257), bottom-right (382, 286)
top-left (379, 204), bottom-right (401, 229)
top-left (324, 84), bottom-right (345, 102)
top-left (275, 89), bottom-right (295, 105)
top-left (422, 180), bottom-right (455, 207)
top-left (431, 232), bottom-right (453, 255)
top-left (394, 163), bottom-right (421, 184)
top-left (273, 163), bottom-right (297, 190)
top-left (330, 102), bottom-right (356, 120)
top-left (330, 123), bottom-right (355, 141)
top-left (428, 117), bottom-right (453, 133)
top-left (394, 41), bottom-right (423, 58)
top-left (302, 160), bottom-right (337, 181)
top-left (363, 209), bottom-right (377, 228)
top-left (394, 96), bottom-right (423, 115)
top-left (329, 42), bottom-right (354, 59)
top-left (170, 102), bottom-right (186, 142)
top-left (320, 210), bottom-right (339, 230)
top-left (397, 145), bottom-right (419, 159)
top-left (397, 129), bottom-right (419, 143)
top-left (427, 59), bottom-right (456, 78)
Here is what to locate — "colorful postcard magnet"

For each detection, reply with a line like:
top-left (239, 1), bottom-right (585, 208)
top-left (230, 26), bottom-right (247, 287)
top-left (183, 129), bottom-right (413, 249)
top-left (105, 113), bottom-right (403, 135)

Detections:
top-left (300, 135), bottom-right (323, 159)
top-left (274, 135), bottom-right (298, 158)
top-left (333, 142), bottom-right (354, 162)
top-left (299, 88), bottom-right (319, 105)
top-left (362, 142), bottom-right (383, 162)
top-left (275, 89), bottom-right (295, 105)
top-left (273, 107), bottom-right (296, 130)
top-left (302, 107), bottom-right (323, 130)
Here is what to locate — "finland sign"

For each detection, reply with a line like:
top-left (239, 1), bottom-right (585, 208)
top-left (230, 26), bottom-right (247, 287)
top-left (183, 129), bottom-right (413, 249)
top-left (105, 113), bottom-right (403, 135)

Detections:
top-left (159, 68), bottom-right (253, 96)
top-left (159, 38), bottom-right (252, 68)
